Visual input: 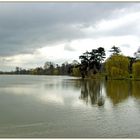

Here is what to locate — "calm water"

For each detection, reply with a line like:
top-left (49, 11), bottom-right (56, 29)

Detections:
top-left (0, 75), bottom-right (140, 138)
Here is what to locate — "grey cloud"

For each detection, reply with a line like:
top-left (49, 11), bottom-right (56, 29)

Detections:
top-left (0, 2), bottom-right (139, 56)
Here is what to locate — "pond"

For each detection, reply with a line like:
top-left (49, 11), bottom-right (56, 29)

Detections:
top-left (0, 75), bottom-right (140, 138)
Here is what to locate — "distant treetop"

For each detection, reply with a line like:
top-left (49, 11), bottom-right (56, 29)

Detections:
top-left (134, 46), bottom-right (140, 60)
top-left (109, 45), bottom-right (121, 55)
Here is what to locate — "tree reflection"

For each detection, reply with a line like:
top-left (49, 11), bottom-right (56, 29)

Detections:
top-left (132, 81), bottom-right (140, 99)
top-left (80, 79), bottom-right (105, 106)
top-left (105, 80), bottom-right (130, 105)
top-left (80, 79), bottom-right (140, 106)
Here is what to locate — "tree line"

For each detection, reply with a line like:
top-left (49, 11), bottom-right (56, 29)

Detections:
top-left (1, 45), bottom-right (140, 79)
top-left (0, 61), bottom-right (74, 75)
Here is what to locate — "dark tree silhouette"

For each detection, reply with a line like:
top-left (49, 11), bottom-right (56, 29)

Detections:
top-left (109, 45), bottom-right (121, 55)
top-left (127, 56), bottom-right (136, 74)
top-left (79, 51), bottom-right (90, 78)
top-left (79, 47), bottom-right (106, 78)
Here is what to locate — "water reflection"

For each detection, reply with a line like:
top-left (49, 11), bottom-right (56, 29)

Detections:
top-left (79, 79), bottom-right (140, 107)
top-left (80, 79), bottom-right (105, 106)
top-left (40, 94), bottom-right (64, 105)
top-left (1, 76), bottom-right (140, 137)
top-left (43, 79), bottom-right (81, 90)
top-left (132, 81), bottom-right (140, 99)
top-left (105, 80), bottom-right (130, 105)
top-left (105, 80), bottom-right (140, 105)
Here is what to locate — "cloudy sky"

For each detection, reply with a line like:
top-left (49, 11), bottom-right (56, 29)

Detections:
top-left (0, 2), bottom-right (140, 71)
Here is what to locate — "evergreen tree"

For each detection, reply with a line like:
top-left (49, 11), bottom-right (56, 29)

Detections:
top-left (109, 45), bottom-right (121, 55)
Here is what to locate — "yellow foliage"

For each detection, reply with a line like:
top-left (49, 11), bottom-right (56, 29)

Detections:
top-left (132, 61), bottom-right (140, 78)
top-left (105, 54), bottom-right (129, 78)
